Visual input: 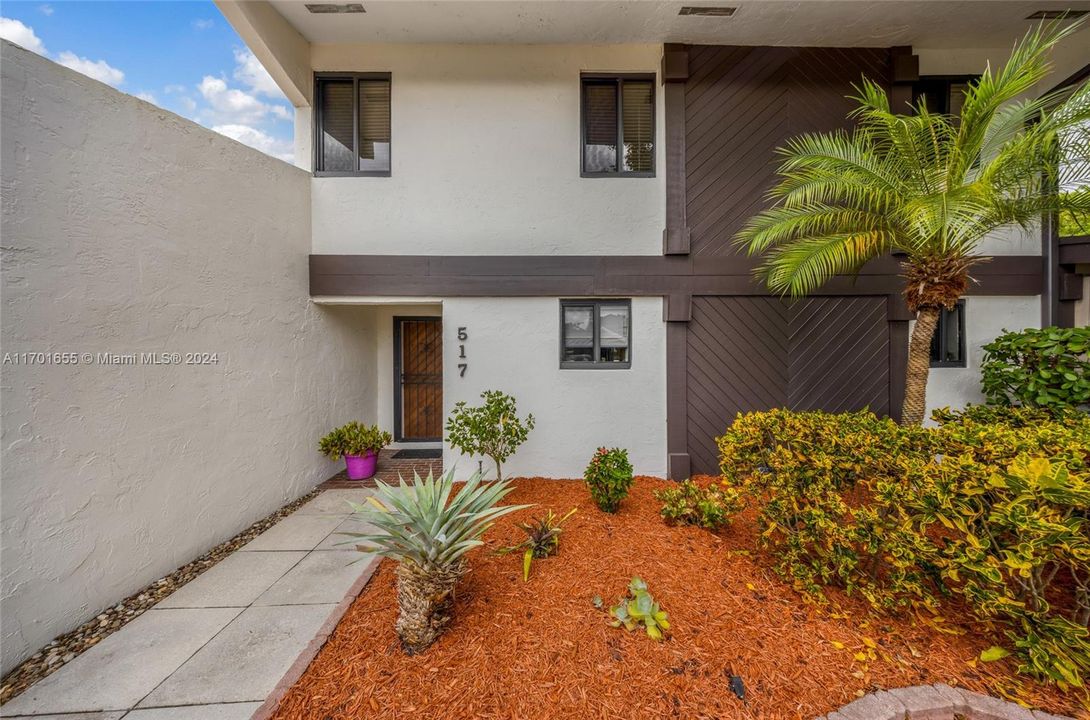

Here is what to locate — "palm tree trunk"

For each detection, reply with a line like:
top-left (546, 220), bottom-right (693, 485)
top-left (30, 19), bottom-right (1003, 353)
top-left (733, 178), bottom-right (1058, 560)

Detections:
top-left (394, 559), bottom-right (467, 654)
top-left (902, 307), bottom-right (940, 426)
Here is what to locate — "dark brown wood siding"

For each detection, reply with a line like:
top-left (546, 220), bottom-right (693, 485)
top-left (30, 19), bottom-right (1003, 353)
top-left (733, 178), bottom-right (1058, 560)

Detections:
top-left (685, 46), bottom-right (891, 258)
top-left (686, 296), bottom-right (891, 475)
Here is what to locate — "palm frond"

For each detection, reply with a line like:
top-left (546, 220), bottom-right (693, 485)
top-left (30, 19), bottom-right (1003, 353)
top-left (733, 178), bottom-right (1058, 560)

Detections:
top-left (758, 231), bottom-right (894, 297)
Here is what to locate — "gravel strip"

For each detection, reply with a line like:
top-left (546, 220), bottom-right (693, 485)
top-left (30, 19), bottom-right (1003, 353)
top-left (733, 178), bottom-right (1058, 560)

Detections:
top-left (0, 488), bottom-right (321, 705)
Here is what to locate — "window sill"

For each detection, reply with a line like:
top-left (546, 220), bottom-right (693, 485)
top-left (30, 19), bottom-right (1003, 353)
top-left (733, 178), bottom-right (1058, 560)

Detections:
top-left (929, 362), bottom-right (967, 369)
top-left (313, 170), bottom-right (392, 178)
top-left (580, 172), bottom-right (655, 179)
top-left (559, 362), bottom-right (632, 370)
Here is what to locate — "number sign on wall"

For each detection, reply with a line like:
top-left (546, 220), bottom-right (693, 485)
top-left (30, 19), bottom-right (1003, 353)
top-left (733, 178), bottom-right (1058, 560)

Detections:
top-left (457, 327), bottom-right (468, 377)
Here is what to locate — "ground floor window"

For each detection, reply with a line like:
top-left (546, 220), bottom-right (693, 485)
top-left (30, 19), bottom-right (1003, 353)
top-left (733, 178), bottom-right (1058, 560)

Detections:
top-left (930, 301), bottom-right (966, 367)
top-left (560, 299), bottom-right (631, 368)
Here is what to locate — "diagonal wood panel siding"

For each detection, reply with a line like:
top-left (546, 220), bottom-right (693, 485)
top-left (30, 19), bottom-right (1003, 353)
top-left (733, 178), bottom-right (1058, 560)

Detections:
top-left (685, 46), bottom-right (891, 258)
top-left (686, 296), bottom-right (891, 475)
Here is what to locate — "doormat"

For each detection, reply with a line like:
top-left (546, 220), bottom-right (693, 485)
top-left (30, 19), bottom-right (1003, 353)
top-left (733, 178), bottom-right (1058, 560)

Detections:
top-left (391, 449), bottom-right (442, 460)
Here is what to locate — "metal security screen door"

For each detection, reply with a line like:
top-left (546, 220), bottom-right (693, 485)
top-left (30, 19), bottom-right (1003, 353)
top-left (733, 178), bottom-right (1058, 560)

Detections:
top-left (394, 317), bottom-right (442, 441)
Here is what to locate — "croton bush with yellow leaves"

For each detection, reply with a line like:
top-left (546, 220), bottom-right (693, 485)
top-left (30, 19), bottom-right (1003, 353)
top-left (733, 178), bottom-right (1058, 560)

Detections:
top-left (715, 407), bottom-right (1090, 688)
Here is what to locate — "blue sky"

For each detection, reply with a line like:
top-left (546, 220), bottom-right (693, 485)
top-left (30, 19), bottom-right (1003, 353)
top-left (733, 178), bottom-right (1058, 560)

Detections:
top-left (0, 1), bottom-right (294, 160)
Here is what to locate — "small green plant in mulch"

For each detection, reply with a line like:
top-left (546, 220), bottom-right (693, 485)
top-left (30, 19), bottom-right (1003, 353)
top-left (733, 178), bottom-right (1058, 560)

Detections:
top-left (496, 508), bottom-right (577, 581)
top-left (655, 479), bottom-right (744, 530)
top-left (584, 447), bottom-right (634, 513)
top-left (610, 577), bottom-right (670, 641)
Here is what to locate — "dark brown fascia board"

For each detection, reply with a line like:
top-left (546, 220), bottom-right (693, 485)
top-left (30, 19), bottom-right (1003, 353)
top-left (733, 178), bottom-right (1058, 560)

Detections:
top-left (1059, 236), bottom-right (1090, 265)
top-left (310, 254), bottom-right (1043, 299)
top-left (661, 44), bottom-right (690, 83)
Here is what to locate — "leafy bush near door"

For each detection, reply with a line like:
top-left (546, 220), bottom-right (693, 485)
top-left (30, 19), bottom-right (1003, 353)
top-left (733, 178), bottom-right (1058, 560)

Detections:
top-left (583, 447), bottom-right (634, 513)
top-left (714, 407), bottom-right (1090, 687)
top-left (981, 326), bottom-right (1090, 411)
top-left (445, 390), bottom-right (535, 481)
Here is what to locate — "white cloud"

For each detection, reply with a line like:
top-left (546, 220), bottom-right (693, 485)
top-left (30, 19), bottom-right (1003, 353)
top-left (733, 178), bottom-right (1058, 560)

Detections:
top-left (0, 17), bottom-right (47, 55)
top-left (192, 18), bottom-right (214, 30)
top-left (198, 75), bottom-right (273, 125)
top-left (212, 124), bottom-right (293, 163)
top-left (0, 17), bottom-right (293, 163)
top-left (233, 48), bottom-right (284, 99)
top-left (2, 18), bottom-right (127, 90)
top-left (56, 51), bottom-right (124, 87)
top-left (197, 73), bottom-right (292, 126)
top-left (39, 4), bottom-right (54, 16)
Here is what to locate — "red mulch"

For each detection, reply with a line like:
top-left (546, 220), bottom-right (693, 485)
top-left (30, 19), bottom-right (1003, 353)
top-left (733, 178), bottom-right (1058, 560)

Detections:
top-left (270, 477), bottom-right (1082, 720)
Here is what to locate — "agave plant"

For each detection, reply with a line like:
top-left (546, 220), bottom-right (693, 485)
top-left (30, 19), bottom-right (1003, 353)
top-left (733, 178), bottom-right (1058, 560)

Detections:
top-left (734, 19), bottom-right (1090, 425)
top-left (346, 469), bottom-right (530, 653)
top-left (496, 507), bottom-right (577, 581)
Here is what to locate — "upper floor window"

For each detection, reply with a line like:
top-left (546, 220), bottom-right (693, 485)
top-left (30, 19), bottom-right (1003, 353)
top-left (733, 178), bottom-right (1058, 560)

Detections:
top-left (913, 75), bottom-right (976, 116)
top-left (560, 299), bottom-right (632, 369)
top-left (581, 74), bottom-right (655, 177)
top-left (314, 73), bottom-right (391, 176)
top-left (930, 301), bottom-right (966, 368)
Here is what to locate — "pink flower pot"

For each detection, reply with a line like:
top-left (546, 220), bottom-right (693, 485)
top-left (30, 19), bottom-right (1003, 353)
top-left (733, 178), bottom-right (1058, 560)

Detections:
top-left (344, 451), bottom-right (378, 480)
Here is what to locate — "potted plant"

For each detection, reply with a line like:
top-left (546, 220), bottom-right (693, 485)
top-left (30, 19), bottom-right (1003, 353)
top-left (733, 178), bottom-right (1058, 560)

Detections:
top-left (319, 422), bottom-right (392, 480)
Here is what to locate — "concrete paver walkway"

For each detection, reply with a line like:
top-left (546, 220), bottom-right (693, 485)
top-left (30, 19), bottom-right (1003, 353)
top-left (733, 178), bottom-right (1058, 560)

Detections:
top-left (1, 489), bottom-right (377, 720)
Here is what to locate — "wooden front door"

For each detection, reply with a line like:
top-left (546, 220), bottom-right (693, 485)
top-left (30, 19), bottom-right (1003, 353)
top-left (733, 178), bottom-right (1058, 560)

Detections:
top-left (395, 317), bottom-right (443, 441)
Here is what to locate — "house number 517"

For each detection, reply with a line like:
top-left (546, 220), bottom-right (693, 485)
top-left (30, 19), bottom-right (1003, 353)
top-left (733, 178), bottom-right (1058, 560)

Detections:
top-left (457, 327), bottom-right (468, 377)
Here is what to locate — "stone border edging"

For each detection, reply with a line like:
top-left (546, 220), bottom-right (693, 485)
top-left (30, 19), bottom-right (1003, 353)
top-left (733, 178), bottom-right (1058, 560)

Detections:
top-left (250, 553), bottom-right (383, 720)
top-left (818, 684), bottom-right (1073, 720)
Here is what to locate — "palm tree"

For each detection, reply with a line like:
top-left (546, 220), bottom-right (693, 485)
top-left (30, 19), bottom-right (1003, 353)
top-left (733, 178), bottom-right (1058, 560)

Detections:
top-left (734, 20), bottom-right (1090, 425)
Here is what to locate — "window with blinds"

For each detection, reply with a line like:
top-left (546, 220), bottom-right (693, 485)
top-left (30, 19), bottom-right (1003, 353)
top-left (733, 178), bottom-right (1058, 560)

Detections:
top-left (315, 73), bottom-right (391, 176)
top-left (560, 299), bottom-right (632, 369)
top-left (580, 74), bottom-right (655, 177)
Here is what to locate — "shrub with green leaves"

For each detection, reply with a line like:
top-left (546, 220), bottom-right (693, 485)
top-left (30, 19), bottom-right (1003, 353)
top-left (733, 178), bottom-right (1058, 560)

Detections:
top-left (318, 421), bottom-right (392, 459)
top-left (715, 407), bottom-right (1090, 687)
top-left (583, 447), bottom-right (634, 513)
top-left (981, 326), bottom-right (1090, 411)
top-left (445, 390), bottom-right (535, 481)
top-left (897, 456), bottom-right (1090, 686)
top-left (610, 577), bottom-right (670, 641)
top-left (716, 410), bottom-right (934, 606)
top-left (655, 479), bottom-right (743, 530)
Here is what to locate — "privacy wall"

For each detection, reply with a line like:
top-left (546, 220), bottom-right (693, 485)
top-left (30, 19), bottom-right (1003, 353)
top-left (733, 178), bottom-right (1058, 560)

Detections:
top-left (0, 42), bottom-right (376, 674)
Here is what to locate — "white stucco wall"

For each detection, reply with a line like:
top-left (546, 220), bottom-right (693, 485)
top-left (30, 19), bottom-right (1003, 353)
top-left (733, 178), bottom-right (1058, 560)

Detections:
top-left (0, 41), bottom-right (376, 674)
top-left (924, 295), bottom-right (1041, 418)
top-left (440, 297), bottom-right (667, 480)
top-left (308, 43), bottom-right (666, 256)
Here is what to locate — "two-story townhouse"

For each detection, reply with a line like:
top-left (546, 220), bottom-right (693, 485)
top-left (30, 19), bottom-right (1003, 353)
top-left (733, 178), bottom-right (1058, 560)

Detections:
top-left (218, 0), bottom-right (1090, 480)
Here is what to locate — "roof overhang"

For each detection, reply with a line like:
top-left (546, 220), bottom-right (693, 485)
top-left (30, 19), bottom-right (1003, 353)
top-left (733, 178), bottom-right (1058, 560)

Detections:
top-left (265, 0), bottom-right (1090, 47)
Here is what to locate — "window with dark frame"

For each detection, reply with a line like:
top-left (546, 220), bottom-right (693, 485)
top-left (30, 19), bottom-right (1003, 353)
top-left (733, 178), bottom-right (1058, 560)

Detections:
top-left (912, 75), bottom-right (977, 116)
top-left (930, 301), bottom-right (966, 368)
top-left (560, 299), bottom-right (632, 368)
top-left (314, 73), bottom-right (391, 176)
top-left (581, 74), bottom-right (655, 177)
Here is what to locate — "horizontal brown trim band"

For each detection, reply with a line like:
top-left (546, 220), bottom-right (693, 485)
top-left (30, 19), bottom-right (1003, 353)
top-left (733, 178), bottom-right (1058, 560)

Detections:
top-left (1059, 237), bottom-right (1090, 265)
top-left (310, 255), bottom-right (1044, 298)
